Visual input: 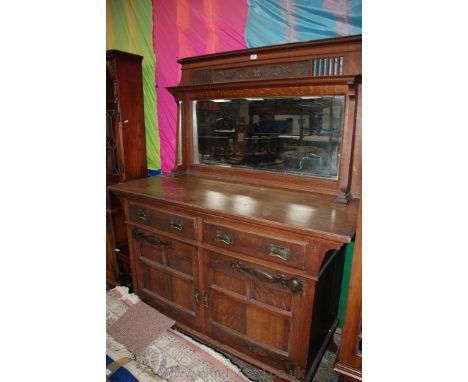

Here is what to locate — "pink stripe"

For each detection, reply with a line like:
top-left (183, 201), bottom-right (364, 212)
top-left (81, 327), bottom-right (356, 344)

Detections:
top-left (153, 0), bottom-right (248, 172)
top-left (282, 0), bottom-right (298, 42)
top-left (323, 0), bottom-right (351, 35)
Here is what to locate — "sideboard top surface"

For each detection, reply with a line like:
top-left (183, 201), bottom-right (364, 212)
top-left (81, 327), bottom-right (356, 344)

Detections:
top-left (109, 175), bottom-right (358, 243)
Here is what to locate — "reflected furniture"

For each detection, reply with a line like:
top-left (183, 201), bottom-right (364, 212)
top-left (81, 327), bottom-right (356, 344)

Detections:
top-left (109, 35), bottom-right (361, 381)
top-left (106, 50), bottom-right (147, 288)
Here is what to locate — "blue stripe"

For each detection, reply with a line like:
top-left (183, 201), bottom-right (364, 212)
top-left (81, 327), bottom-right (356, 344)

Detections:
top-left (106, 355), bottom-right (140, 382)
top-left (148, 169), bottom-right (162, 176)
top-left (245, 0), bottom-right (362, 48)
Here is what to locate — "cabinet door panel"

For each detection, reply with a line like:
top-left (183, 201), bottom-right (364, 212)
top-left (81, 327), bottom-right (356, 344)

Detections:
top-left (132, 227), bottom-right (201, 329)
top-left (246, 305), bottom-right (290, 351)
top-left (212, 271), bottom-right (247, 295)
top-left (250, 283), bottom-right (293, 312)
top-left (140, 265), bottom-right (173, 300)
top-left (204, 251), bottom-right (305, 373)
top-left (211, 293), bottom-right (247, 333)
top-left (140, 242), bottom-right (164, 264)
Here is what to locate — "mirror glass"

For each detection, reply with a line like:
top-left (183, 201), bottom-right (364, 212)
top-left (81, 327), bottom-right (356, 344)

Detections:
top-left (193, 96), bottom-right (345, 179)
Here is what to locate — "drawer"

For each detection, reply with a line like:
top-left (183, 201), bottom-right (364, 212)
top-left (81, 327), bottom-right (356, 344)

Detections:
top-left (129, 203), bottom-right (196, 240)
top-left (202, 221), bottom-right (307, 269)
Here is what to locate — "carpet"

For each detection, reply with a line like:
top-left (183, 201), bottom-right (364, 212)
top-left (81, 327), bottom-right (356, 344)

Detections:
top-left (107, 287), bottom-right (249, 382)
top-left (108, 301), bottom-right (175, 354)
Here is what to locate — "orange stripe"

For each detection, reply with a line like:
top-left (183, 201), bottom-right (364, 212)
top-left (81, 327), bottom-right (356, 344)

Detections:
top-left (176, 0), bottom-right (191, 60)
top-left (106, 0), bottom-right (115, 48)
top-left (204, 0), bottom-right (216, 53)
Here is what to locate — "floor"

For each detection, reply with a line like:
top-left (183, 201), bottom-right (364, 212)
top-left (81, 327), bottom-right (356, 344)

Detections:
top-left (107, 285), bottom-right (341, 382)
top-left (227, 332), bottom-right (341, 382)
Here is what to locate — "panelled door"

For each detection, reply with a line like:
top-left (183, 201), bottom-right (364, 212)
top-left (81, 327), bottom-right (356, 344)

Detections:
top-left (131, 226), bottom-right (202, 330)
top-left (202, 250), bottom-right (311, 375)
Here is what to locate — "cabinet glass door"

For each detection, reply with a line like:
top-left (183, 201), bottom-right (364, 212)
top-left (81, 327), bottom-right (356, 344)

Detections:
top-left (106, 109), bottom-right (119, 176)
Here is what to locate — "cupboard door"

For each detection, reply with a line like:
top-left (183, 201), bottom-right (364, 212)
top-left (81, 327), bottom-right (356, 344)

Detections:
top-left (203, 251), bottom-right (309, 375)
top-left (131, 227), bottom-right (202, 329)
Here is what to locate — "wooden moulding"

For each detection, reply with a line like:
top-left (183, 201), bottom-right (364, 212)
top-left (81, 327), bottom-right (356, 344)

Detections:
top-left (167, 35), bottom-right (362, 203)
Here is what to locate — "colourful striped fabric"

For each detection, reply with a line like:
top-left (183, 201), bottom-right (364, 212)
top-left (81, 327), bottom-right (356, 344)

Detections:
top-left (153, 0), bottom-right (249, 172)
top-left (106, 0), bottom-right (161, 171)
top-left (246, 0), bottom-right (362, 47)
top-left (151, 0), bottom-right (361, 172)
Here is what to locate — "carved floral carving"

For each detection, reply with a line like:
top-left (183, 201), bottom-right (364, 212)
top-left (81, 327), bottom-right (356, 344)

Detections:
top-left (214, 61), bottom-right (310, 83)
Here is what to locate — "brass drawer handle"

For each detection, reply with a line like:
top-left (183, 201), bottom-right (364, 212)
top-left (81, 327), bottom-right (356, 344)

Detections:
top-left (132, 228), bottom-right (170, 247)
top-left (170, 218), bottom-right (184, 231)
top-left (136, 208), bottom-right (149, 222)
top-left (268, 244), bottom-right (291, 261)
top-left (231, 262), bottom-right (303, 294)
top-left (203, 292), bottom-right (209, 308)
top-left (215, 230), bottom-right (234, 245)
top-left (194, 288), bottom-right (200, 304)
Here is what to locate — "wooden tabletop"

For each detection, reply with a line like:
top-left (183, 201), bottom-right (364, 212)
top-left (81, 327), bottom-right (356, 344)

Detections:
top-left (108, 175), bottom-right (359, 243)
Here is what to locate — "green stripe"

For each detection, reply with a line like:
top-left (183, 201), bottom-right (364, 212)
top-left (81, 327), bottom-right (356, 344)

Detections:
top-left (337, 241), bottom-right (355, 328)
top-left (106, 0), bottom-right (161, 171)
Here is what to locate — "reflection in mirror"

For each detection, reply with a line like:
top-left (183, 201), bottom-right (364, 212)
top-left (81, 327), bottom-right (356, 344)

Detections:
top-left (193, 96), bottom-right (345, 179)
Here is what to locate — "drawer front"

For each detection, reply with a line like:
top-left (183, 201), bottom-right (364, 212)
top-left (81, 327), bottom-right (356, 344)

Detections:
top-left (203, 221), bottom-right (307, 269)
top-left (130, 203), bottom-right (196, 240)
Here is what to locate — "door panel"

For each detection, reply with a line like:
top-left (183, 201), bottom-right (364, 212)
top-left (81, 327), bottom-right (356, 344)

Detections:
top-left (131, 227), bottom-right (201, 329)
top-left (211, 293), bottom-right (247, 333)
top-left (250, 283), bottom-right (293, 312)
top-left (140, 265), bottom-right (172, 300)
top-left (204, 250), bottom-right (305, 372)
top-left (246, 305), bottom-right (290, 351)
top-left (140, 242), bottom-right (163, 265)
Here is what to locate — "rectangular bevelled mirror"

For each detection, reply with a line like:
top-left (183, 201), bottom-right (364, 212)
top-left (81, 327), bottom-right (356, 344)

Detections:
top-left (193, 96), bottom-right (345, 179)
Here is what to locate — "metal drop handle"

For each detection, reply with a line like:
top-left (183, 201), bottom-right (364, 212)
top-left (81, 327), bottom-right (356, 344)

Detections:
top-left (170, 219), bottom-right (184, 231)
top-left (194, 288), bottom-right (200, 304)
top-left (215, 230), bottom-right (234, 245)
top-left (268, 243), bottom-right (291, 261)
top-left (231, 262), bottom-right (303, 294)
top-left (136, 208), bottom-right (149, 222)
top-left (132, 228), bottom-right (170, 247)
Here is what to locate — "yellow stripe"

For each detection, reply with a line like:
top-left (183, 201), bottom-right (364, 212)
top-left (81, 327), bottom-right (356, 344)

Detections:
top-left (106, 357), bottom-right (133, 377)
top-left (124, 0), bottom-right (137, 53)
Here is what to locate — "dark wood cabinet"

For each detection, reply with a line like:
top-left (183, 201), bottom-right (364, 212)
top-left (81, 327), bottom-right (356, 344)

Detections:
top-left (106, 50), bottom-right (147, 287)
top-left (334, 201), bottom-right (362, 382)
top-left (110, 177), bottom-right (358, 381)
top-left (108, 35), bottom-right (361, 381)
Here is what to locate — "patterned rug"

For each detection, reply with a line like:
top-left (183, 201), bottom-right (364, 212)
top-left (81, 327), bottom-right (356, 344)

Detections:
top-left (107, 287), bottom-right (340, 382)
top-left (107, 287), bottom-right (249, 381)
